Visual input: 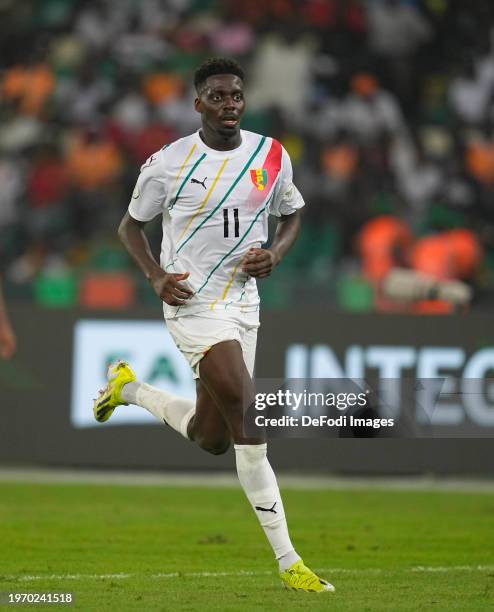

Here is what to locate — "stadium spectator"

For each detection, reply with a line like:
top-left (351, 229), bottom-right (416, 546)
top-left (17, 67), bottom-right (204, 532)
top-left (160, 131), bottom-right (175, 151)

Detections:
top-left (0, 156), bottom-right (22, 243)
top-left (55, 62), bottom-right (114, 124)
top-left (0, 278), bottom-right (16, 359)
top-left (411, 229), bottom-right (483, 282)
top-left (366, 0), bottom-right (431, 108)
top-left (367, 0), bottom-right (431, 59)
top-left (66, 128), bottom-right (123, 192)
top-left (339, 73), bottom-right (405, 144)
top-left (465, 136), bottom-right (494, 185)
top-left (247, 32), bottom-right (316, 115)
top-left (0, 0), bottom-right (493, 312)
top-left (448, 57), bottom-right (494, 126)
top-left (1, 61), bottom-right (55, 116)
top-left (391, 134), bottom-right (443, 215)
top-left (359, 215), bottom-right (413, 281)
top-left (66, 127), bottom-right (124, 239)
top-left (25, 145), bottom-right (69, 250)
top-left (209, 17), bottom-right (255, 57)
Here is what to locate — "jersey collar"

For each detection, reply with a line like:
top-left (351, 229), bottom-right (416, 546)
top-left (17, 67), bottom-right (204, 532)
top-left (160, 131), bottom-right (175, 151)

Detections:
top-left (193, 129), bottom-right (247, 157)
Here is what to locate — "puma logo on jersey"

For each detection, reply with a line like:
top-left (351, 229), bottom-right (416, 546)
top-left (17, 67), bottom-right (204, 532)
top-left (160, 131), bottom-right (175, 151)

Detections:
top-left (191, 177), bottom-right (208, 190)
top-left (255, 502), bottom-right (277, 514)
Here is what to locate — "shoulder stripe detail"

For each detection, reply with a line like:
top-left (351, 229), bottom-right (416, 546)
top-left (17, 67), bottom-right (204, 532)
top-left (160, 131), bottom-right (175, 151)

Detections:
top-left (196, 192), bottom-right (274, 295)
top-left (169, 152), bottom-right (207, 210)
top-left (171, 143), bottom-right (196, 190)
top-left (177, 157), bottom-right (230, 242)
top-left (176, 136), bottom-right (267, 254)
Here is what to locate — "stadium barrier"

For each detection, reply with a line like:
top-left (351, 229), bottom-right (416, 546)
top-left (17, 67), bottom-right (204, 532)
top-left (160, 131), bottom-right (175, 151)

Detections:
top-left (2, 305), bottom-right (494, 475)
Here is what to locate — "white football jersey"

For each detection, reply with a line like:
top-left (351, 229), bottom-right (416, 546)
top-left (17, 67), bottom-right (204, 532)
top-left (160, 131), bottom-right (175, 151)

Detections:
top-left (128, 129), bottom-right (305, 319)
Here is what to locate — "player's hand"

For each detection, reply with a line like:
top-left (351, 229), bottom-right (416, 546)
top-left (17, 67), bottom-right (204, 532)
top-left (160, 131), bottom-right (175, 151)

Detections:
top-left (241, 248), bottom-right (280, 278)
top-left (0, 321), bottom-right (17, 359)
top-left (151, 271), bottom-right (194, 306)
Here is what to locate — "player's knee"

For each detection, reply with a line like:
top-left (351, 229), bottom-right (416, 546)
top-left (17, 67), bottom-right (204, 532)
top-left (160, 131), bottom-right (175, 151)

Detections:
top-left (208, 440), bottom-right (230, 455)
top-left (198, 434), bottom-right (231, 455)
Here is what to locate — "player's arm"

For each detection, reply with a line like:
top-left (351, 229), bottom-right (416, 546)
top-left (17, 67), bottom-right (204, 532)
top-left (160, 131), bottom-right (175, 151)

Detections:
top-left (118, 213), bottom-right (193, 306)
top-left (242, 210), bottom-right (301, 278)
top-left (0, 277), bottom-right (17, 359)
top-left (119, 151), bottom-right (194, 306)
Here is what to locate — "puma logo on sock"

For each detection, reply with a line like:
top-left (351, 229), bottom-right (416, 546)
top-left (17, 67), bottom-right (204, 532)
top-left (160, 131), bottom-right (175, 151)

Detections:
top-left (255, 502), bottom-right (277, 514)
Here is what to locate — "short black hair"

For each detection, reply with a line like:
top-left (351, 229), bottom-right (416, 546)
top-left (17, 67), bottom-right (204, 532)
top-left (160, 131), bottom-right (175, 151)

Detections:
top-left (194, 57), bottom-right (244, 92)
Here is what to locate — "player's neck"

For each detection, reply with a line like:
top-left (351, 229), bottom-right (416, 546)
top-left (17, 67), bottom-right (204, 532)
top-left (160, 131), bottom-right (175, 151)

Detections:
top-left (198, 127), bottom-right (242, 151)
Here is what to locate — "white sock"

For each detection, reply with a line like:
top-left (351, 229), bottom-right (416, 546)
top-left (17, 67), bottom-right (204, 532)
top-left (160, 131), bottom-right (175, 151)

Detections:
top-left (234, 443), bottom-right (301, 570)
top-left (122, 381), bottom-right (195, 439)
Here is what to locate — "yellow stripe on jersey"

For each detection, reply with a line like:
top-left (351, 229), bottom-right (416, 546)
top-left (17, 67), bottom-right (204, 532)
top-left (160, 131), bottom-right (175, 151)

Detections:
top-left (172, 143), bottom-right (197, 191)
top-left (210, 299), bottom-right (218, 310)
top-left (177, 157), bottom-right (229, 242)
top-left (221, 263), bottom-right (240, 301)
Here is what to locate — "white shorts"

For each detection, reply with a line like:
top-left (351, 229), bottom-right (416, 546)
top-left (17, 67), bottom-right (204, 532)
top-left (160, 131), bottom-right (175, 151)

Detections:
top-left (166, 309), bottom-right (260, 379)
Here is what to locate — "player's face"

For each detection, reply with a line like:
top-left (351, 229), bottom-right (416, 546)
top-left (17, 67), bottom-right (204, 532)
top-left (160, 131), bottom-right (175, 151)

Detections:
top-left (195, 74), bottom-right (245, 138)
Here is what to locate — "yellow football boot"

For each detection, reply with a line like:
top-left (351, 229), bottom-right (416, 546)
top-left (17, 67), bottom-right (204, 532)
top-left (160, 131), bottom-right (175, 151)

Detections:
top-left (93, 360), bottom-right (136, 423)
top-left (280, 560), bottom-right (335, 593)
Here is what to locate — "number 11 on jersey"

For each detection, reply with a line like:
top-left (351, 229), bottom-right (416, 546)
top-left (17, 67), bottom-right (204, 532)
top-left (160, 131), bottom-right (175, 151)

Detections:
top-left (223, 208), bottom-right (240, 238)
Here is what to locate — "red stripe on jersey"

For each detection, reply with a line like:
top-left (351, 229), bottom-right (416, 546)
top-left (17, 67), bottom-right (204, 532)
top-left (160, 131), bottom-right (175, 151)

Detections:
top-left (247, 138), bottom-right (283, 208)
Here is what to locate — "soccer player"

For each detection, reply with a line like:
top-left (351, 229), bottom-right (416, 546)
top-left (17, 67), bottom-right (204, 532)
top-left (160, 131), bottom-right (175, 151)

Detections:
top-left (0, 278), bottom-right (16, 359)
top-left (94, 58), bottom-right (334, 593)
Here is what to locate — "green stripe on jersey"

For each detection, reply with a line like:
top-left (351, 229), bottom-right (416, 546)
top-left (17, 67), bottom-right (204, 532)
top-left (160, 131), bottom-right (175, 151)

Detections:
top-left (169, 153), bottom-right (207, 210)
top-left (176, 136), bottom-right (266, 253)
top-left (196, 192), bottom-right (274, 295)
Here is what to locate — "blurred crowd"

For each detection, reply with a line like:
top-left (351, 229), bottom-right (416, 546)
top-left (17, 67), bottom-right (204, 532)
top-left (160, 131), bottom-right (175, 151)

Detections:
top-left (1, 0), bottom-right (494, 310)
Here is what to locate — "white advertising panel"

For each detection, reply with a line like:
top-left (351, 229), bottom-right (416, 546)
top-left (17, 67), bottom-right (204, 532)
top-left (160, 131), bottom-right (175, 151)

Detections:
top-left (71, 320), bottom-right (195, 428)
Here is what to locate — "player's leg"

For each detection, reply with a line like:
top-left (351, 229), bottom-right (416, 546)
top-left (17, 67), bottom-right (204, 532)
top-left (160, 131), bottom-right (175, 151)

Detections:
top-left (199, 339), bottom-right (294, 563)
top-left (92, 337), bottom-right (333, 590)
top-left (125, 377), bottom-right (231, 454)
top-left (93, 359), bottom-right (195, 437)
top-left (121, 376), bottom-right (195, 438)
top-left (93, 360), bottom-right (231, 454)
top-left (186, 380), bottom-right (231, 455)
top-left (199, 339), bottom-right (334, 592)
top-left (198, 338), bottom-right (259, 443)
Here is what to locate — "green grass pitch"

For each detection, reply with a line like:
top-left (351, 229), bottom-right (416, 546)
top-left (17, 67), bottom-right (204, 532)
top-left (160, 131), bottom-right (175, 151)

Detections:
top-left (0, 482), bottom-right (493, 611)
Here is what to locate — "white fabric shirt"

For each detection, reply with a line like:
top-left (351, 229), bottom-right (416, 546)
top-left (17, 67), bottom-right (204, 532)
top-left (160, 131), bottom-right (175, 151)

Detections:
top-left (340, 91), bottom-right (404, 143)
top-left (128, 129), bottom-right (304, 318)
top-left (367, 3), bottom-right (431, 57)
top-left (449, 76), bottom-right (492, 124)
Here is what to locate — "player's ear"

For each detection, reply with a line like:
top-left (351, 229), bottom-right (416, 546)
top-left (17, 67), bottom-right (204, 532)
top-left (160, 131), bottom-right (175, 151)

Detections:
top-left (194, 96), bottom-right (202, 114)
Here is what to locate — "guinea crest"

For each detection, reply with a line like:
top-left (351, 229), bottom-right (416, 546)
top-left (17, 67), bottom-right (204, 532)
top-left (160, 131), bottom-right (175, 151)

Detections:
top-left (250, 168), bottom-right (268, 191)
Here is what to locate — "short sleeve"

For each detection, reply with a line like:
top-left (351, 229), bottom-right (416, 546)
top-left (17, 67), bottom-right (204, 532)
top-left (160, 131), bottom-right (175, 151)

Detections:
top-left (128, 151), bottom-right (167, 222)
top-left (269, 146), bottom-right (305, 218)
